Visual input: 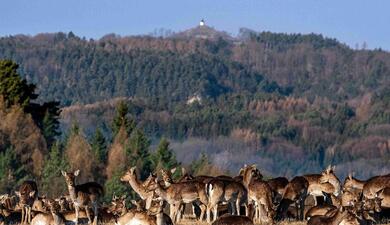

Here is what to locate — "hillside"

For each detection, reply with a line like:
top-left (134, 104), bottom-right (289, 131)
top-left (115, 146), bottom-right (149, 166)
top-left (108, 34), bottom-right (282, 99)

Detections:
top-left (0, 28), bottom-right (390, 178)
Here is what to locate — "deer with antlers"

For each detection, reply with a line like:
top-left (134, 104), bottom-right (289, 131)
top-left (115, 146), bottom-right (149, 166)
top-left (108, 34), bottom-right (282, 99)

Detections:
top-left (61, 170), bottom-right (103, 225)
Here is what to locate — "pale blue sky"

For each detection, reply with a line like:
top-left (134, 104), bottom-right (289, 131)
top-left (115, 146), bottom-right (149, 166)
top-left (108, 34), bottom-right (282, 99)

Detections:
top-left (1, 0), bottom-right (389, 49)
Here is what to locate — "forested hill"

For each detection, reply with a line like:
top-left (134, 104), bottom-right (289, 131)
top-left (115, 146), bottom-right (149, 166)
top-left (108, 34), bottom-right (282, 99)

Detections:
top-left (0, 28), bottom-right (390, 178)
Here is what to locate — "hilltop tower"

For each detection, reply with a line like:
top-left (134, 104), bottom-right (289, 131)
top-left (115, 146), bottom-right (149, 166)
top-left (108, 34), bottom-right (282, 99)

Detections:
top-left (199, 19), bottom-right (205, 27)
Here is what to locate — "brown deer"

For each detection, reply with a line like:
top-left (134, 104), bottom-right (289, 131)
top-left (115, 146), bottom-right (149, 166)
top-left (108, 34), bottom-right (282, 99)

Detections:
top-left (30, 199), bottom-right (65, 225)
top-left (320, 165), bottom-right (342, 197)
top-left (307, 206), bottom-right (351, 225)
top-left (303, 168), bottom-right (337, 206)
top-left (15, 180), bottom-right (38, 224)
top-left (343, 173), bottom-right (366, 192)
top-left (211, 214), bottom-right (254, 225)
top-left (240, 165), bottom-right (274, 224)
top-left (276, 176), bottom-right (308, 221)
top-left (115, 200), bottom-right (173, 225)
top-left (152, 177), bottom-right (208, 224)
top-left (61, 170), bottom-right (103, 225)
top-left (205, 177), bottom-right (248, 223)
top-left (362, 174), bottom-right (390, 199)
top-left (305, 205), bottom-right (337, 220)
top-left (120, 167), bottom-right (155, 210)
top-left (267, 177), bottom-right (289, 205)
top-left (377, 187), bottom-right (389, 208)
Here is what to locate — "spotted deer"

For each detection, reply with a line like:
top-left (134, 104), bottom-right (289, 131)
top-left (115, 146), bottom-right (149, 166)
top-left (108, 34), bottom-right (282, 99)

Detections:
top-left (153, 176), bottom-right (208, 224)
top-left (240, 165), bottom-right (274, 224)
top-left (30, 199), bottom-right (65, 225)
top-left (15, 180), bottom-right (38, 224)
top-left (320, 165), bottom-right (342, 197)
top-left (205, 176), bottom-right (248, 223)
top-left (362, 174), bottom-right (390, 199)
top-left (120, 167), bottom-right (155, 210)
top-left (303, 168), bottom-right (337, 206)
top-left (61, 170), bottom-right (103, 225)
top-left (267, 177), bottom-right (289, 205)
top-left (307, 206), bottom-right (352, 225)
top-left (343, 173), bottom-right (366, 193)
top-left (276, 176), bottom-right (308, 221)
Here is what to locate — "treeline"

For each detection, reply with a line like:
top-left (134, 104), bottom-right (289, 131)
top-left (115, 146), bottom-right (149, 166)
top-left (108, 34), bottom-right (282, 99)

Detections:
top-left (0, 60), bottom-right (217, 200)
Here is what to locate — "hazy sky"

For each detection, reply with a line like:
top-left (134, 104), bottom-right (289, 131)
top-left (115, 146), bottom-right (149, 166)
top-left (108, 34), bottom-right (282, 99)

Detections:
top-left (1, 0), bottom-right (389, 50)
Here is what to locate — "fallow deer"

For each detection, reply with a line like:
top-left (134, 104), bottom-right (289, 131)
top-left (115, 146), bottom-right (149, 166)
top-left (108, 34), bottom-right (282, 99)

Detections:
top-left (362, 174), bottom-right (390, 199)
top-left (377, 187), bottom-right (390, 208)
top-left (61, 170), bottom-right (104, 225)
top-left (320, 165), bottom-right (342, 197)
top-left (307, 206), bottom-right (352, 225)
top-left (240, 165), bottom-right (274, 224)
top-left (15, 180), bottom-right (38, 224)
top-left (276, 176), bottom-right (308, 221)
top-left (115, 200), bottom-right (173, 225)
top-left (205, 176), bottom-right (248, 223)
top-left (211, 214), bottom-right (254, 225)
top-left (303, 170), bottom-right (337, 205)
top-left (344, 173), bottom-right (366, 193)
top-left (30, 199), bottom-right (65, 225)
top-left (305, 204), bottom-right (337, 220)
top-left (152, 177), bottom-right (208, 224)
top-left (267, 177), bottom-right (289, 205)
top-left (120, 167), bottom-right (155, 210)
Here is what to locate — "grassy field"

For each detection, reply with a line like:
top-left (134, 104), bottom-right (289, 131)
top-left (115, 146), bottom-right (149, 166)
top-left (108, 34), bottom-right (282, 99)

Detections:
top-left (176, 219), bottom-right (390, 225)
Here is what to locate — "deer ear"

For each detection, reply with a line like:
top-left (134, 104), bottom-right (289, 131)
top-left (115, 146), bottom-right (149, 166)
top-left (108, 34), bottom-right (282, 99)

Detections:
top-left (61, 170), bottom-right (67, 176)
top-left (74, 170), bottom-right (80, 176)
top-left (332, 165), bottom-right (336, 171)
top-left (15, 191), bottom-right (20, 197)
top-left (131, 200), bottom-right (137, 205)
top-left (170, 167), bottom-right (177, 174)
top-left (29, 191), bottom-right (36, 198)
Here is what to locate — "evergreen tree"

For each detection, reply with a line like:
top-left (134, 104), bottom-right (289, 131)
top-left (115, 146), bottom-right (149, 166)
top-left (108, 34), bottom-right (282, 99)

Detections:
top-left (128, 129), bottom-right (152, 180)
top-left (191, 152), bottom-right (210, 175)
top-left (152, 138), bottom-right (179, 170)
top-left (112, 101), bottom-right (136, 135)
top-left (41, 142), bottom-right (68, 197)
top-left (91, 127), bottom-right (107, 164)
top-left (42, 108), bottom-right (61, 148)
top-left (0, 60), bottom-right (37, 108)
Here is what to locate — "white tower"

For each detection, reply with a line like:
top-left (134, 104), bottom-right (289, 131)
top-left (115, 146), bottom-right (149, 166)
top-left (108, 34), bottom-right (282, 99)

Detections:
top-left (199, 19), bottom-right (205, 27)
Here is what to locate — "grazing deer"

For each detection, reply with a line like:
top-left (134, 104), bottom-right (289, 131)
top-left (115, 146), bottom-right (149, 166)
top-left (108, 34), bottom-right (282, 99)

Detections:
top-left (205, 177), bottom-right (248, 223)
top-left (305, 205), bottom-right (337, 220)
top-left (120, 167), bottom-right (155, 210)
top-left (362, 174), bottom-right (390, 199)
top-left (15, 180), bottom-right (38, 224)
top-left (240, 165), bottom-right (274, 224)
top-left (153, 177), bottom-right (208, 224)
top-left (211, 214), bottom-right (254, 225)
top-left (276, 176), bottom-right (308, 221)
top-left (61, 170), bottom-right (104, 225)
top-left (267, 177), bottom-right (289, 205)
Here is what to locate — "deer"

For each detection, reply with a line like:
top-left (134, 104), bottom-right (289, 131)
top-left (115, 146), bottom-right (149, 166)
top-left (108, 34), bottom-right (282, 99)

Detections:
top-left (15, 180), bottom-right (38, 224)
top-left (152, 176), bottom-right (208, 224)
top-left (240, 165), bottom-right (274, 224)
top-left (115, 200), bottom-right (173, 225)
top-left (61, 169), bottom-right (104, 225)
top-left (377, 187), bottom-right (389, 208)
top-left (211, 214), bottom-right (254, 225)
top-left (267, 177), bottom-right (289, 205)
top-left (30, 199), bottom-right (65, 225)
top-left (320, 165), bottom-right (342, 197)
top-left (120, 167), bottom-right (155, 210)
top-left (276, 176), bottom-right (308, 221)
top-left (205, 176), bottom-right (248, 223)
top-left (307, 206), bottom-right (352, 225)
top-left (303, 166), bottom-right (338, 206)
top-left (362, 174), bottom-right (390, 199)
top-left (343, 173), bottom-right (366, 193)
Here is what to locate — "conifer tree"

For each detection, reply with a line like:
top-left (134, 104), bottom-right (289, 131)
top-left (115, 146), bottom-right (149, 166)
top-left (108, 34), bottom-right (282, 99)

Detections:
top-left (112, 101), bottom-right (136, 135)
top-left (128, 129), bottom-right (152, 180)
top-left (152, 138), bottom-right (179, 170)
top-left (91, 127), bottom-right (107, 164)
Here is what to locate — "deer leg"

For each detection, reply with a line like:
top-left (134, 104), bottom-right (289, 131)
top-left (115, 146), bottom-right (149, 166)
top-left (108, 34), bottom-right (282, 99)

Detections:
top-left (85, 206), bottom-right (92, 224)
top-left (213, 204), bottom-right (218, 222)
top-left (169, 204), bottom-right (175, 223)
top-left (199, 204), bottom-right (206, 221)
top-left (28, 206), bottom-right (31, 224)
top-left (21, 206), bottom-right (24, 224)
top-left (75, 205), bottom-right (79, 225)
top-left (92, 201), bottom-right (98, 225)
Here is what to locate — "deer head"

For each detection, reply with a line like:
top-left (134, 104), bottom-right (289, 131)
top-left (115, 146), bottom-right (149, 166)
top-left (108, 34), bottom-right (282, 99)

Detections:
top-left (61, 170), bottom-right (80, 186)
top-left (120, 167), bottom-right (136, 182)
top-left (320, 165), bottom-right (337, 183)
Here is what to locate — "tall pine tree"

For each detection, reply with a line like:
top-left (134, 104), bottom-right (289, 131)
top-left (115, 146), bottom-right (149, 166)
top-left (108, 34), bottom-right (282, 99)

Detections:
top-left (91, 127), bottom-right (107, 164)
top-left (112, 101), bottom-right (135, 135)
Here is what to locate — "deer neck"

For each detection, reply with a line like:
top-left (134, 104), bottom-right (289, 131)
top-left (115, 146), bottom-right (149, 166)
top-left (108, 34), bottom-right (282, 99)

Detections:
top-left (328, 177), bottom-right (341, 197)
top-left (128, 174), bottom-right (149, 200)
top-left (155, 212), bottom-right (163, 225)
top-left (66, 184), bottom-right (77, 202)
top-left (154, 183), bottom-right (168, 201)
top-left (352, 179), bottom-right (365, 190)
